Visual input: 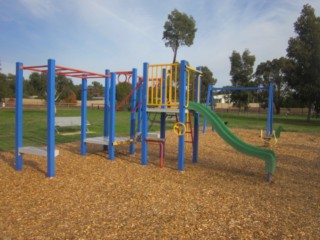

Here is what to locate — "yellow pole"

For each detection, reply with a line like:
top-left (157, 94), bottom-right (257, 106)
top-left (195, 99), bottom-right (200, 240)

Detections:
top-left (155, 66), bottom-right (159, 106)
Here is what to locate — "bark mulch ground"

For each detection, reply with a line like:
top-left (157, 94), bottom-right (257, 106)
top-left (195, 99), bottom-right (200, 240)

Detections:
top-left (0, 129), bottom-right (319, 239)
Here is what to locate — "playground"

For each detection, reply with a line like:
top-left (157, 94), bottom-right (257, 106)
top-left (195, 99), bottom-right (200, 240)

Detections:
top-left (0, 59), bottom-right (319, 238)
top-left (0, 129), bottom-right (319, 238)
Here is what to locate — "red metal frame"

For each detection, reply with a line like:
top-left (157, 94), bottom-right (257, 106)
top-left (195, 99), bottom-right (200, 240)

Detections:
top-left (145, 139), bottom-right (165, 168)
top-left (116, 79), bottom-right (143, 111)
top-left (21, 65), bottom-right (109, 79)
top-left (21, 65), bottom-right (144, 82)
top-left (131, 102), bottom-right (142, 113)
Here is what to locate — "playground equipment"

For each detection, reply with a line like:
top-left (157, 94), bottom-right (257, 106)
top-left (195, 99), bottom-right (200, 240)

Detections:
top-left (201, 84), bottom-right (276, 181)
top-left (15, 60), bottom-right (60, 177)
top-left (141, 61), bottom-right (202, 171)
top-left (260, 126), bottom-right (286, 147)
top-left (55, 116), bottom-right (91, 135)
top-left (203, 85), bottom-right (274, 137)
top-left (82, 69), bottom-right (141, 158)
top-left (140, 61), bottom-right (276, 182)
top-left (15, 58), bottom-right (276, 182)
top-left (188, 102), bottom-right (276, 182)
top-left (15, 59), bottom-right (142, 177)
top-left (173, 122), bottom-right (186, 136)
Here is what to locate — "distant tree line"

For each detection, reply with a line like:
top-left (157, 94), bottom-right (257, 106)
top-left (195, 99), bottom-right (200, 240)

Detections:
top-left (226, 4), bottom-right (320, 121)
top-left (0, 72), bottom-right (105, 104)
top-left (0, 71), bottom-right (135, 111)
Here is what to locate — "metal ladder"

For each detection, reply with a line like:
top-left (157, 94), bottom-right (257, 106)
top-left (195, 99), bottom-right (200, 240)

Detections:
top-left (175, 113), bottom-right (194, 145)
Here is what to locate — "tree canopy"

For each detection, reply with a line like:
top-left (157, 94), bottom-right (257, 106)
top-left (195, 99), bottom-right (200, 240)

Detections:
top-left (200, 66), bottom-right (217, 102)
top-left (28, 72), bottom-right (47, 98)
top-left (88, 81), bottom-right (104, 99)
top-left (163, 9), bottom-right (197, 63)
top-left (116, 82), bottom-right (132, 111)
top-left (0, 73), bottom-right (8, 101)
top-left (0, 71), bottom-right (87, 103)
top-left (286, 4), bottom-right (320, 120)
top-left (229, 49), bottom-right (256, 109)
top-left (255, 57), bottom-right (290, 114)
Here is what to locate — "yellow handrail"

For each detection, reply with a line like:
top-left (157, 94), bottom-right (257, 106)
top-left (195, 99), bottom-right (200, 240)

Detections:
top-left (149, 63), bottom-right (179, 67)
top-left (147, 63), bottom-right (202, 108)
top-left (186, 65), bottom-right (202, 74)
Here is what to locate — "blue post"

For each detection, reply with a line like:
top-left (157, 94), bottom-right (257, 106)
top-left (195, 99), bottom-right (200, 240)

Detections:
top-left (141, 62), bottom-right (148, 165)
top-left (137, 79), bottom-right (142, 133)
top-left (130, 68), bottom-right (137, 154)
top-left (15, 62), bottom-right (23, 171)
top-left (103, 70), bottom-right (110, 151)
top-left (210, 88), bottom-right (215, 131)
top-left (266, 82), bottom-right (274, 136)
top-left (160, 68), bottom-right (166, 139)
top-left (178, 60), bottom-right (187, 171)
top-left (108, 73), bottom-right (116, 160)
top-left (193, 66), bottom-right (201, 163)
top-left (80, 78), bottom-right (87, 156)
top-left (104, 69), bottom-right (110, 137)
top-left (47, 59), bottom-right (56, 178)
top-left (202, 86), bottom-right (212, 133)
top-left (210, 89), bottom-right (215, 112)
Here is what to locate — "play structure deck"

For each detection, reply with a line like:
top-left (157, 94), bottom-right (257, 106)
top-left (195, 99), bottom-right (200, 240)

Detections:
top-left (18, 146), bottom-right (59, 157)
top-left (55, 116), bottom-right (91, 134)
top-left (84, 136), bottom-right (131, 146)
top-left (146, 108), bottom-right (189, 113)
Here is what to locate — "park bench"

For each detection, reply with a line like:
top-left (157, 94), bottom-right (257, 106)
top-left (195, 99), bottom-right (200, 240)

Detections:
top-left (55, 116), bottom-right (91, 135)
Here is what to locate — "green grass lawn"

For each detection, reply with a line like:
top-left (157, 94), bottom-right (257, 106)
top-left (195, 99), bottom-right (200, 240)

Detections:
top-left (0, 109), bottom-right (132, 152)
top-left (0, 108), bottom-right (319, 152)
top-left (216, 111), bottom-right (320, 132)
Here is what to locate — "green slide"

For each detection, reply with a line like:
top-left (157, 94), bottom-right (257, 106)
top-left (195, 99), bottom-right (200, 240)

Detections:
top-left (188, 102), bottom-right (276, 175)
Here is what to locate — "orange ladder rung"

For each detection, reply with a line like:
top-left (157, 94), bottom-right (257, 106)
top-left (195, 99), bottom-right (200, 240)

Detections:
top-left (174, 113), bottom-right (194, 145)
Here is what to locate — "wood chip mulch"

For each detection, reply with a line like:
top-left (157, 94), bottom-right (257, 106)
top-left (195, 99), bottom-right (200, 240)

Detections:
top-left (0, 129), bottom-right (319, 239)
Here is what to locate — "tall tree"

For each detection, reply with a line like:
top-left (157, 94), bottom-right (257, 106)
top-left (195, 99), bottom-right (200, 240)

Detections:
top-left (6, 74), bottom-right (15, 98)
top-left (88, 81), bottom-right (104, 98)
top-left (286, 4), bottom-right (320, 120)
top-left (26, 72), bottom-right (78, 104)
top-left (0, 73), bottom-right (8, 101)
top-left (74, 84), bottom-right (82, 100)
top-left (163, 9), bottom-right (197, 63)
top-left (29, 72), bottom-right (47, 98)
top-left (229, 49), bottom-right (256, 109)
top-left (116, 82), bottom-right (132, 102)
top-left (55, 75), bottom-right (76, 102)
top-left (201, 66), bottom-right (217, 102)
top-left (255, 57), bottom-right (290, 114)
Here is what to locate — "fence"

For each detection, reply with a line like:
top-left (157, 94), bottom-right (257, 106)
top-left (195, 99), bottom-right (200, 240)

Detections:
top-left (1, 98), bottom-right (312, 116)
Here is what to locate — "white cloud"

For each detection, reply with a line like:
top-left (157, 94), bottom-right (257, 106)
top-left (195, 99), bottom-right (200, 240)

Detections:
top-left (19, 0), bottom-right (56, 18)
top-left (177, 0), bottom-right (320, 86)
top-left (71, 0), bottom-right (159, 44)
top-left (1, 0), bottom-right (320, 87)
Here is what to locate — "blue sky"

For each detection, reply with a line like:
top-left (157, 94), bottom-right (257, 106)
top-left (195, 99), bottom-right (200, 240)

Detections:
top-left (1, 0), bottom-right (319, 87)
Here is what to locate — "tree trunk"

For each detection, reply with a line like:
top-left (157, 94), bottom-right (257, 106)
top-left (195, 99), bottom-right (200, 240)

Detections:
top-left (276, 83), bottom-right (281, 114)
top-left (172, 47), bottom-right (178, 63)
top-left (307, 104), bottom-right (312, 121)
